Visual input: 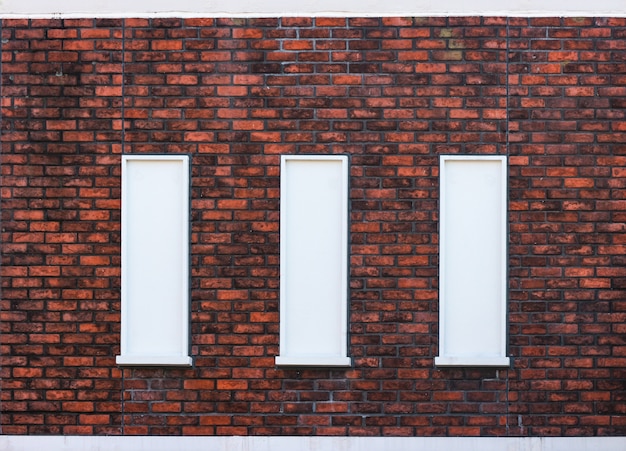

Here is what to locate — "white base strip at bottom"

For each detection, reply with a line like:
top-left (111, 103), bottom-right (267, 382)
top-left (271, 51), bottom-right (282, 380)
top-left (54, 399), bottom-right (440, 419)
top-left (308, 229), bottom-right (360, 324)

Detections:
top-left (1, 436), bottom-right (625, 451)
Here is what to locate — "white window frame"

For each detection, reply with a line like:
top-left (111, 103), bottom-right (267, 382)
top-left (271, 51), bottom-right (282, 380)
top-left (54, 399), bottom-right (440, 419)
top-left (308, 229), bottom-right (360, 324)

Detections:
top-left (117, 154), bottom-right (192, 366)
top-left (276, 155), bottom-right (351, 367)
top-left (435, 155), bottom-right (510, 367)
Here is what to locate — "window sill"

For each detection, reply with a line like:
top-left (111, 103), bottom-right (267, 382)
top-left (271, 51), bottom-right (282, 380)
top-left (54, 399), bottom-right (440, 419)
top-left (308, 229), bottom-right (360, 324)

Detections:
top-left (435, 356), bottom-right (510, 367)
top-left (275, 356), bottom-right (352, 367)
top-left (116, 355), bottom-right (193, 367)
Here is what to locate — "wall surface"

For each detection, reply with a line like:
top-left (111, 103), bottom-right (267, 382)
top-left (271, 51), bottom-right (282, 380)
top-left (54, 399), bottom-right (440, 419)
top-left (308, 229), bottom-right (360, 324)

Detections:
top-left (1, 15), bottom-right (625, 442)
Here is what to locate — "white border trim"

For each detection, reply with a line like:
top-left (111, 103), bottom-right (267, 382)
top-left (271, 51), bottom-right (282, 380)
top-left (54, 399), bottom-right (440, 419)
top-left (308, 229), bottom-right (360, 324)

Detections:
top-left (1, 0), bottom-right (626, 18)
top-left (437, 155), bottom-right (509, 368)
top-left (1, 436), bottom-right (626, 451)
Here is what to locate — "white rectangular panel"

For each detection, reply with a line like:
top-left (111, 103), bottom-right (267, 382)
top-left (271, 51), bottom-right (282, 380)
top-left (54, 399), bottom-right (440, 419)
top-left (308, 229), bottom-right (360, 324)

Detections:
top-left (436, 155), bottom-right (509, 367)
top-left (117, 155), bottom-right (192, 366)
top-left (276, 155), bottom-right (350, 367)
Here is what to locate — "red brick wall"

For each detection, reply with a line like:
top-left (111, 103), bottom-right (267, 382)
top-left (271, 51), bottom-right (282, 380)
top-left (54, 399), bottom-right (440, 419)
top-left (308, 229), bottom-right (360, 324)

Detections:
top-left (1, 16), bottom-right (625, 436)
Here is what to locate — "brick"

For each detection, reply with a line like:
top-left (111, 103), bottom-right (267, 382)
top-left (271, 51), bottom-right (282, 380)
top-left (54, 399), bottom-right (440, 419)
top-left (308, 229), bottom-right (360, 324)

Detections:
top-left (1, 16), bottom-right (625, 439)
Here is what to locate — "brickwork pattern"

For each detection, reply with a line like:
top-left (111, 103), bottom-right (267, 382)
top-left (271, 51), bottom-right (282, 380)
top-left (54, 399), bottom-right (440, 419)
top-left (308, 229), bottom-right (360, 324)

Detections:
top-left (1, 17), bottom-right (625, 436)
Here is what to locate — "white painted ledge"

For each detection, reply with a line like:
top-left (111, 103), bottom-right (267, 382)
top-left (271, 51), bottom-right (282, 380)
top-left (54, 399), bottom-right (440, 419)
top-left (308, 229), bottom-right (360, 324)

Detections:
top-left (275, 356), bottom-right (352, 367)
top-left (1, 0), bottom-right (626, 18)
top-left (435, 356), bottom-right (511, 367)
top-left (1, 436), bottom-right (626, 451)
top-left (115, 355), bottom-right (193, 366)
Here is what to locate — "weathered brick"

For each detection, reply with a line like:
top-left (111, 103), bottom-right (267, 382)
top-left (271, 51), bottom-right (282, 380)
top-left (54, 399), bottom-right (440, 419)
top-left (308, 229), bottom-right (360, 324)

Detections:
top-left (1, 15), bottom-right (625, 438)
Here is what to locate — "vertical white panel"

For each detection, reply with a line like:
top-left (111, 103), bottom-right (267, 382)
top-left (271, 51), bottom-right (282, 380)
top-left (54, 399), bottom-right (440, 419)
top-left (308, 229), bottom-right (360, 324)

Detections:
top-left (117, 155), bottom-right (192, 366)
top-left (435, 155), bottom-right (509, 367)
top-left (276, 155), bottom-right (350, 367)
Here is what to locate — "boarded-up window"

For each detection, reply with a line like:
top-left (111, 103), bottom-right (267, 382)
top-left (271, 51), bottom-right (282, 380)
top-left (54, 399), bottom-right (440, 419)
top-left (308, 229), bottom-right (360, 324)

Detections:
top-left (117, 155), bottom-right (192, 366)
top-left (436, 155), bottom-right (510, 367)
top-left (276, 155), bottom-right (351, 367)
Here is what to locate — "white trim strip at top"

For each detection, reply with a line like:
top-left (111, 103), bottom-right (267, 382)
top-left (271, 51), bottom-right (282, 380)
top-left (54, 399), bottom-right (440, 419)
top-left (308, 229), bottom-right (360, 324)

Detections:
top-left (1, 436), bottom-right (626, 451)
top-left (1, 0), bottom-right (626, 18)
